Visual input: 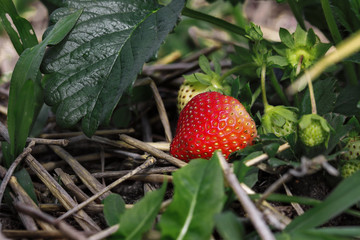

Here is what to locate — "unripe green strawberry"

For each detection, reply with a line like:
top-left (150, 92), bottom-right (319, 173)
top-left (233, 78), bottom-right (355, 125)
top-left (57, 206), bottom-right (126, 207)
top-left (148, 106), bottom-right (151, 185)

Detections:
top-left (170, 92), bottom-right (257, 162)
top-left (177, 55), bottom-right (231, 112)
top-left (343, 138), bottom-right (360, 160)
top-left (341, 160), bottom-right (360, 178)
top-left (298, 114), bottom-right (332, 147)
top-left (177, 82), bottom-right (209, 112)
top-left (261, 105), bottom-right (298, 137)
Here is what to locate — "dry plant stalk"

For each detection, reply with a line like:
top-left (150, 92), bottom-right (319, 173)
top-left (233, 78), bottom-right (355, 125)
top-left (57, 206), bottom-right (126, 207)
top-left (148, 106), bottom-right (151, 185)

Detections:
top-left (119, 134), bottom-right (186, 167)
top-left (0, 166), bottom-right (56, 231)
top-left (14, 202), bottom-right (88, 240)
top-left (50, 145), bottom-right (111, 200)
top-left (40, 128), bottom-right (135, 138)
top-left (41, 152), bottom-right (113, 171)
top-left (0, 141), bottom-right (35, 203)
top-left (217, 152), bottom-right (276, 240)
top-left (56, 156), bottom-right (157, 222)
top-left (25, 154), bottom-right (101, 232)
top-left (149, 79), bottom-right (173, 142)
top-left (55, 168), bottom-right (97, 204)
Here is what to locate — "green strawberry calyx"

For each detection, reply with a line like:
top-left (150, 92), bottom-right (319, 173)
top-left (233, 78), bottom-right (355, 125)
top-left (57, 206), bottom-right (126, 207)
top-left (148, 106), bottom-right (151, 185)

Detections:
top-left (298, 114), bottom-right (333, 148)
top-left (261, 105), bottom-right (298, 137)
top-left (183, 55), bottom-right (231, 95)
top-left (274, 25), bottom-right (332, 70)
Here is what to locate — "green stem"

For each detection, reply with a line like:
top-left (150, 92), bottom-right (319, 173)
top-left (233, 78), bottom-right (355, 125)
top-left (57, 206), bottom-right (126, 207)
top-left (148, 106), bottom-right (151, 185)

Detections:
top-left (269, 69), bottom-right (290, 106)
top-left (320, 0), bottom-right (358, 85)
top-left (287, 0), bottom-right (306, 30)
top-left (218, 63), bottom-right (256, 82)
top-left (307, 74), bottom-right (317, 115)
top-left (320, 0), bottom-right (342, 44)
top-left (181, 7), bottom-right (246, 36)
top-left (260, 64), bottom-right (270, 110)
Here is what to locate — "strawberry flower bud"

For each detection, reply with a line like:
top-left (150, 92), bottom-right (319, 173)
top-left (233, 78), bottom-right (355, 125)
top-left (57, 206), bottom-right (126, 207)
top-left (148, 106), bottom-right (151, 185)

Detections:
top-left (261, 105), bottom-right (298, 137)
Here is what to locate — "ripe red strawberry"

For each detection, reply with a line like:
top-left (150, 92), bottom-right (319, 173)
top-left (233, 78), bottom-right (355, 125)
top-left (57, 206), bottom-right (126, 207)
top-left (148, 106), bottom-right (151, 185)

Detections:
top-left (170, 92), bottom-right (257, 162)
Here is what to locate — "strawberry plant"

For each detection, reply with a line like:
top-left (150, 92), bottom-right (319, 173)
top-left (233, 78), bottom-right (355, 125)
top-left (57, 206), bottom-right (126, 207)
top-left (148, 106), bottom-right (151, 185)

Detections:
top-left (1, 0), bottom-right (360, 239)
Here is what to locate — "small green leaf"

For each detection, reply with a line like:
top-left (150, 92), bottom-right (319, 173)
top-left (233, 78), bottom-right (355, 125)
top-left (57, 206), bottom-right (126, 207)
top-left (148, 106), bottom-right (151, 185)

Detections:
top-left (0, 0), bottom-right (38, 54)
top-left (15, 168), bottom-right (38, 204)
top-left (111, 182), bottom-right (167, 240)
top-left (263, 142), bottom-right (280, 158)
top-left (193, 73), bottom-right (213, 85)
top-left (159, 154), bottom-right (225, 240)
top-left (215, 211), bottom-right (245, 240)
top-left (198, 55), bottom-right (213, 75)
top-left (306, 28), bottom-right (316, 47)
top-left (279, 28), bottom-right (295, 49)
top-left (324, 113), bottom-right (353, 154)
top-left (293, 25), bottom-right (307, 46)
top-left (103, 193), bottom-right (126, 227)
top-left (267, 55), bottom-right (289, 67)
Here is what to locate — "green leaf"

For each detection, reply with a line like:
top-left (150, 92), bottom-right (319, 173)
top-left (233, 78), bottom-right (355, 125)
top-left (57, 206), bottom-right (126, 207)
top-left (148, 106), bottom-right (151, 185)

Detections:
top-left (293, 25), bottom-right (307, 46)
top-left (103, 193), bottom-right (126, 227)
top-left (263, 142), bottom-right (280, 158)
top-left (111, 182), bottom-right (167, 240)
top-left (285, 170), bottom-right (360, 232)
top-left (8, 80), bottom-right (35, 159)
top-left (42, 0), bottom-right (185, 137)
top-left (6, 9), bottom-right (81, 160)
top-left (324, 113), bottom-right (353, 155)
top-left (198, 55), bottom-right (213, 75)
top-left (300, 78), bottom-right (336, 116)
top-left (334, 85), bottom-right (360, 116)
top-left (0, 0), bottom-right (38, 54)
top-left (267, 55), bottom-right (289, 67)
top-left (306, 28), bottom-right (316, 47)
top-left (159, 154), bottom-right (225, 240)
top-left (15, 168), bottom-right (38, 204)
top-left (279, 28), bottom-right (295, 49)
top-left (215, 211), bottom-right (245, 240)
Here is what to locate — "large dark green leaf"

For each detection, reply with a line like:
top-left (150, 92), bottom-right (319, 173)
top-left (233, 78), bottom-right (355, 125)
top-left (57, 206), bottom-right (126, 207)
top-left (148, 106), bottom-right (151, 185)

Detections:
top-left (0, 0), bottom-right (38, 54)
top-left (6, 10), bottom-right (82, 159)
top-left (41, 0), bottom-right (185, 136)
top-left (159, 154), bottom-right (225, 240)
top-left (334, 84), bottom-right (360, 116)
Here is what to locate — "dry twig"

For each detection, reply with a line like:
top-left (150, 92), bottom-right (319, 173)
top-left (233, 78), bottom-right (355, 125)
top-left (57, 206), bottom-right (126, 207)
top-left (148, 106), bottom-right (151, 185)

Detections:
top-left (217, 152), bottom-right (276, 240)
top-left (55, 156), bottom-right (157, 222)
top-left (119, 134), bottom-right (186, 167)
top-left (50, 145), bottom-right (111, 200)
top-left (25, 154), bottom-right (101, 231)
top-left (14, 202), bottom-right (88, 240)
top-left (0, 141), bottom-right (35, 204)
